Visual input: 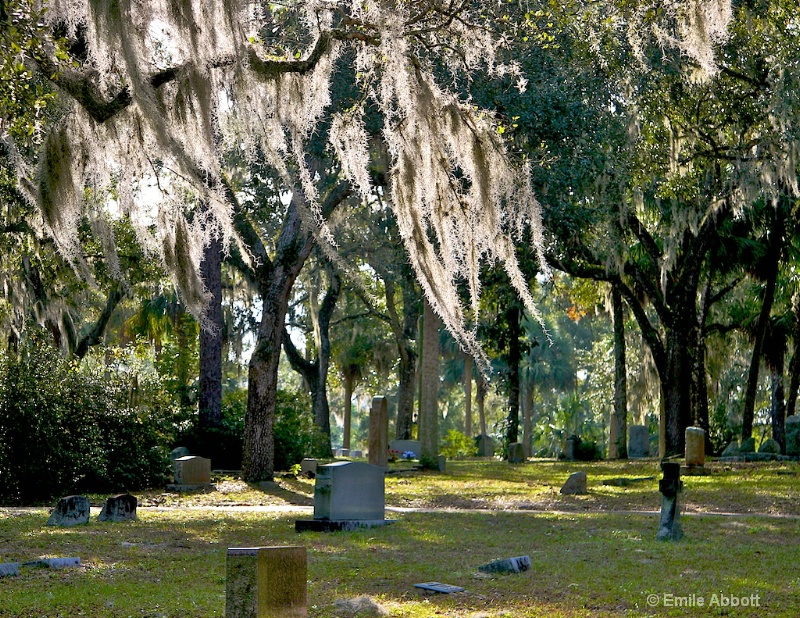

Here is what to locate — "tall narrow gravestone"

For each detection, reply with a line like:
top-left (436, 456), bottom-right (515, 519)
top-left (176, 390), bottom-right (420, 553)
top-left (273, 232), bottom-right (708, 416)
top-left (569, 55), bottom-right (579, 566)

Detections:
top-left (226, 546), bottom-right (307, 618)
top-left (368, 396), bottom-right (389, 468)
top-left (628, 425), bottom-right (649, 458)
top-left (682, 427), bottom-right (708, 475)
top-left (295, 461), bottom-right (395, 532)
top-left (657, 462), bottom-right (683, 541)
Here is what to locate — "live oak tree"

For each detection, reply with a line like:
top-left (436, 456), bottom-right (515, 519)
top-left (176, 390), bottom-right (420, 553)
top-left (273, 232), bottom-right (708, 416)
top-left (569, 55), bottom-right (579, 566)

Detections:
top-left (6, 0), bottom-right (755, 475)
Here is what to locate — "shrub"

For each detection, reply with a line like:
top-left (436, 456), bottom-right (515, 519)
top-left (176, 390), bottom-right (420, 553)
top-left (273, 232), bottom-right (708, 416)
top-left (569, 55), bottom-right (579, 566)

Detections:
top-left (0, 340), bottom-right (175, 504)
top-left (441, 429), bottom-right (478, 458)
top-left (179, 387), bottom-right (330, 473)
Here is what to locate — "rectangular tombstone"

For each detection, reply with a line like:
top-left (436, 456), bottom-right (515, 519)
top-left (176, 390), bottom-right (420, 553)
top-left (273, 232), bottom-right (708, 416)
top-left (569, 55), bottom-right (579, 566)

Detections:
top-left (313, 461), bottom-right (385, 521)
top-left (785, 416), bottom-right (800, 456)
top-left (174, 456), bottom-right (211, 485)
top-left (628, 425), bottom-right (650, 459)
top-left (476, 434), bottom-right (495, 457)
top-left (368, 397), bottom-right (389, 468)
top-left (226, 547), bottom-right (307, 618)
top-left (300, 459), bottom-right (317, 478)
top-left (389, 440), bottom-right (421, 458)
top-left (684, 427), bottom-right (706, 467)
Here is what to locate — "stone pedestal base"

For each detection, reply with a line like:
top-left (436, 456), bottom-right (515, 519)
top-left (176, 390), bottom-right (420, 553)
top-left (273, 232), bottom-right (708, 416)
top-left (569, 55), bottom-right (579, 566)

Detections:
top-left (294, 519), bottom-right (396, 533)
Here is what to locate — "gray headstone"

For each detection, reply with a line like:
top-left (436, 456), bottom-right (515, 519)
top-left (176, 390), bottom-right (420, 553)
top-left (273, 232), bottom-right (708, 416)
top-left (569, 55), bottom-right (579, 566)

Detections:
top-left (560, 471), bottom-right (587, 495)
top-left (721, 441), bottom-right (740, 457)
top-left (169, 446), bottom-right (191, 460)
top-left (47, 495), bottom-right (90, 527)
top-left (335, 449), bottom-right (350, 457)
top-left (564, 435), bottom-right (579, 460)
top-left (786, 416), bottom-right (800, 456)
top-left (351, 450), bottom-right (363, 458)
top-left (759, 438), bottom-right (781, 454)
top-left (313, 461), bottom-right (385, 521)
top-left (478, 555), bottom-right (531, 574)
top-left (389, 440), bottom-right (421, 459)
top-left (300, 458), bottom-right (317, 478)
top-left (508, 442), bottom-right (526, 464)
top-left (98, 494), bottom-right (137, 522)
top-left (740, 437), bottom-right (756, 453)
top-left (437, 455), bottom-right (446, 472)
top-left (628, 425), bottom-right (649, 458)
top-left (476, 434), bottom-right (495, 457)
top-left (226, 547), bottom-right (306, 618)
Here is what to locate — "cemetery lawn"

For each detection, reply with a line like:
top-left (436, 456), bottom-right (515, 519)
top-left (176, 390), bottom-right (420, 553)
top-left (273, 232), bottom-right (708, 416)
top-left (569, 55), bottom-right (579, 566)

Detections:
top-left (1, 459), bottom-right (798, 617)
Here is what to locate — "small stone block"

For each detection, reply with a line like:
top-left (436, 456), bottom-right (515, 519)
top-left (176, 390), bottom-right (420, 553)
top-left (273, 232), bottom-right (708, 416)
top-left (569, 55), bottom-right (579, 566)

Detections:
top-left (335, 449), bottom-right (350, 457)
top-left (22, 557), bottom-right (80, 569)
top-left (414, 582), bottom-right (465, 594)
top-left (351, 450), bottom-right (363, 458)
top-left (437, 455), bottom-right (446, 472)
top-left (98, 494), bottom-right (137, 522)
top-left (0, 563), bottom-right (20, 577)
top-left (560, 471), bottom-right (587, 495)
top-left (508, 442), bottom-right (526, 463)
top-left (174, 456), bottom-right (211, 484)
top-left (226, 546), bottom-right (306, 618)
top-left (47, 495), bottom-right (90, 527)
top-left (477, 555), bottom-right (531, 574)
top-left (300, 459), bottom-right (317, 478)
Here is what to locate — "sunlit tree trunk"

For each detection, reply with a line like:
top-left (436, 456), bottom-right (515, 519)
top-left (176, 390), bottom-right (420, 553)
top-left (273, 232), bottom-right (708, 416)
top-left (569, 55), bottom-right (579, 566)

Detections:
top-left (464, 352), bottom-right (473, 438)
top-left (418, 298), bottom-right (440, 467)
top-left (505, 304), bottom-right (521, 447)
top-left (198, 233), bottom-right (223, 430)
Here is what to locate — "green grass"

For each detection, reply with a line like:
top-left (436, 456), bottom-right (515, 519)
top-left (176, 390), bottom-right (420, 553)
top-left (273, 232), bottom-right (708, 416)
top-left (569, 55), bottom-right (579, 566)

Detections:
top-left (1, 459), bottom-right (799, 617)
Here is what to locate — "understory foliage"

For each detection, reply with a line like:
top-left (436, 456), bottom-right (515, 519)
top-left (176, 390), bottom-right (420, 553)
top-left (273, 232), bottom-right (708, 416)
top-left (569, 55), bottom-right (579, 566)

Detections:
top-left (178, 388), bottom-right (329, 472)
top-left (0, 338), bottom-right (175, 504)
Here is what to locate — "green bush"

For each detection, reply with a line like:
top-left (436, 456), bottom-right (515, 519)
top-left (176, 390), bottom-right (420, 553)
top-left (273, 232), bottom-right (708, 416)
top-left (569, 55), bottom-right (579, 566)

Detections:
top-left (0, 340), bottom-right (175, 504)
top-left (179, 388), bottom-right (330, 472)
top-left (441, 429), bottom-right (478, 458)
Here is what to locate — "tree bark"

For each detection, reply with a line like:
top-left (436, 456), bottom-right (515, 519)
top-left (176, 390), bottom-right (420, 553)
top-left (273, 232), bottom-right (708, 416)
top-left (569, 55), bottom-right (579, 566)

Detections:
top-left (342, 371), bottom-right (356, 450)
top-left (477, 373), bottom-right (488, 437)
top-left (418, 298), bottom-right (440, 467)
top-left (505, 304), bottom-right (521, 447)
top-left (609, 285), bottom-right (627, 459)
top-left (464, 352), bottom-right (473, 438)
top-left (198, 234), bottom-right (223, 429)
top-left (787, 301), bottom-right (800, 419)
